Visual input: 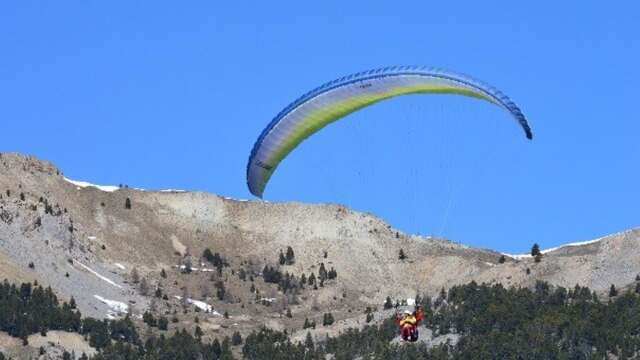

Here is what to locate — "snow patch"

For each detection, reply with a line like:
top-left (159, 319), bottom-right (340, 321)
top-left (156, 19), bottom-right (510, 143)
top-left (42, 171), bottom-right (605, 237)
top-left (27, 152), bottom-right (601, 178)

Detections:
top-left (160, 189), bottom-right (187, 193)
top-left (174, 296), bottom-right (220, 315)
top-left (114, 263), bottom-right (126, 270)
top-left (87, 236), bottom-right (97, 240)
top-left (63, 177), bottom-right (120, 192)
top-left (75, 262), bottom-right (122, 289)
top-left (222, 196), bottom-right (249, 202)
top-left (539, 238), bottom-right (604, 254)
top-left (94, 295), bottom-right (128, 317)
top-left (504, 236), bottom-right (609, 259)
top-left (406, 298), bottom-right (415, 306)
top-left (505, 253), bottom-right (532, 260)
top-left (175, 265), bottom-right (215, 272)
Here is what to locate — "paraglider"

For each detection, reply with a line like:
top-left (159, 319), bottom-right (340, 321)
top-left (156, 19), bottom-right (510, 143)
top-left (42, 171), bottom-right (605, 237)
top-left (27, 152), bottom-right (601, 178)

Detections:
top-left (247, 66), bottom-right (532, 198)
top-left (396, 306), bottom-right (424, 342)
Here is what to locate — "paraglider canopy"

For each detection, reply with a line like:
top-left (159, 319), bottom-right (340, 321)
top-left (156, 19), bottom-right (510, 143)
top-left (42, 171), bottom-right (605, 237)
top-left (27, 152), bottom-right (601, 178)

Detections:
top-left (247, 66), bottom-right (532, 198)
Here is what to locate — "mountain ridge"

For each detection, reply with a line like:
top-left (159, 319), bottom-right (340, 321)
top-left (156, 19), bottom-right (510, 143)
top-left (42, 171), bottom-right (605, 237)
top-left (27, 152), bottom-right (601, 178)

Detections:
top-left (0, 152), bottom-right (638, 348)
top-left (48, 153), bottom-right (639, 261)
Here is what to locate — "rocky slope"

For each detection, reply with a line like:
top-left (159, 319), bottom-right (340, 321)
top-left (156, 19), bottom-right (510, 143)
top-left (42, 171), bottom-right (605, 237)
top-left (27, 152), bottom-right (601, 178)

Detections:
top-left (0, 152), bottom-right (638, 349)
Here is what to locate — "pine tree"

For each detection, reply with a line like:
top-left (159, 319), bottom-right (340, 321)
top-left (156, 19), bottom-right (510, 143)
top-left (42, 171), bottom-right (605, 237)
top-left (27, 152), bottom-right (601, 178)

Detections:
top-left (232, 331), bottom-right (243, 346)
top-left (220, 337), bottom-right (234, 360)
top-left (399, 249), bottom-right (407, 260)
top-left (384, 296), bottom-right (393, 310)
top-left (319, 263), bottom-right (327, 281)
top-left (414, 293), bottom-right (423, 308)
top-left (181, 287), bottom-right (190, 310)
top-left (125, 197), bottom-right (131, 209)
top-left (609, 284), bottom-right (618, 297)
top-left (499, 255), bottom-right (506, 264)
top-left (285, 246), bottom-right (295, 265)
top-left (366, 311), bottom-right (374, 323)
top-left (142, 311), bottom-right (156, 327)
top-left (130, 267), bottom-right (140, 283)
top-left (215, 280), bottom-right (226, 301)
top-left (303, 318), bottom-right (316, 329)
top-left (160, 268), bottom-right (167, 278)
top-left (139, 277), bottom-right (149, 296)
top-left (305, 331), bottom-right (314, 349)
top-left (203, 248), bottom-right (214, 262)
top-left (531, 243), bottom-right (541, 256)
top-left (322, 313), bottom-right (334, 326)
top-left (158, 316), bottom-right (168, 330)
top-left (278, 250), bottom-right (286, 265)
top-left (194, 325), bottom-right (203, 339)
top-left (440, 287), bottom-right (447, 300)
top-left (328, 268), bottom-right (337, 280)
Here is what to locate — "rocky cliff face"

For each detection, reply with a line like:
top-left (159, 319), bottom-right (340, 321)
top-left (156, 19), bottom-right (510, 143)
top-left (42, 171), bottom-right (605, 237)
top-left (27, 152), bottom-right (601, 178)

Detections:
top-left (0, 152), bottom-right (637, 329)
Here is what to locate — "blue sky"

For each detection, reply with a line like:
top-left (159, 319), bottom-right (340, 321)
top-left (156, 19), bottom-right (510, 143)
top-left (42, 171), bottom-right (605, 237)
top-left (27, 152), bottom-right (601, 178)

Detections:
top-left (1, 2), bottom-right (638, 253)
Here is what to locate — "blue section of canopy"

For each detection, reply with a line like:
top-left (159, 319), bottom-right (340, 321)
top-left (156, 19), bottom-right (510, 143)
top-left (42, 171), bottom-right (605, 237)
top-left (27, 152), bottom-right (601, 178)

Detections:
top-left (247, 66), bottom-right (532, 197)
